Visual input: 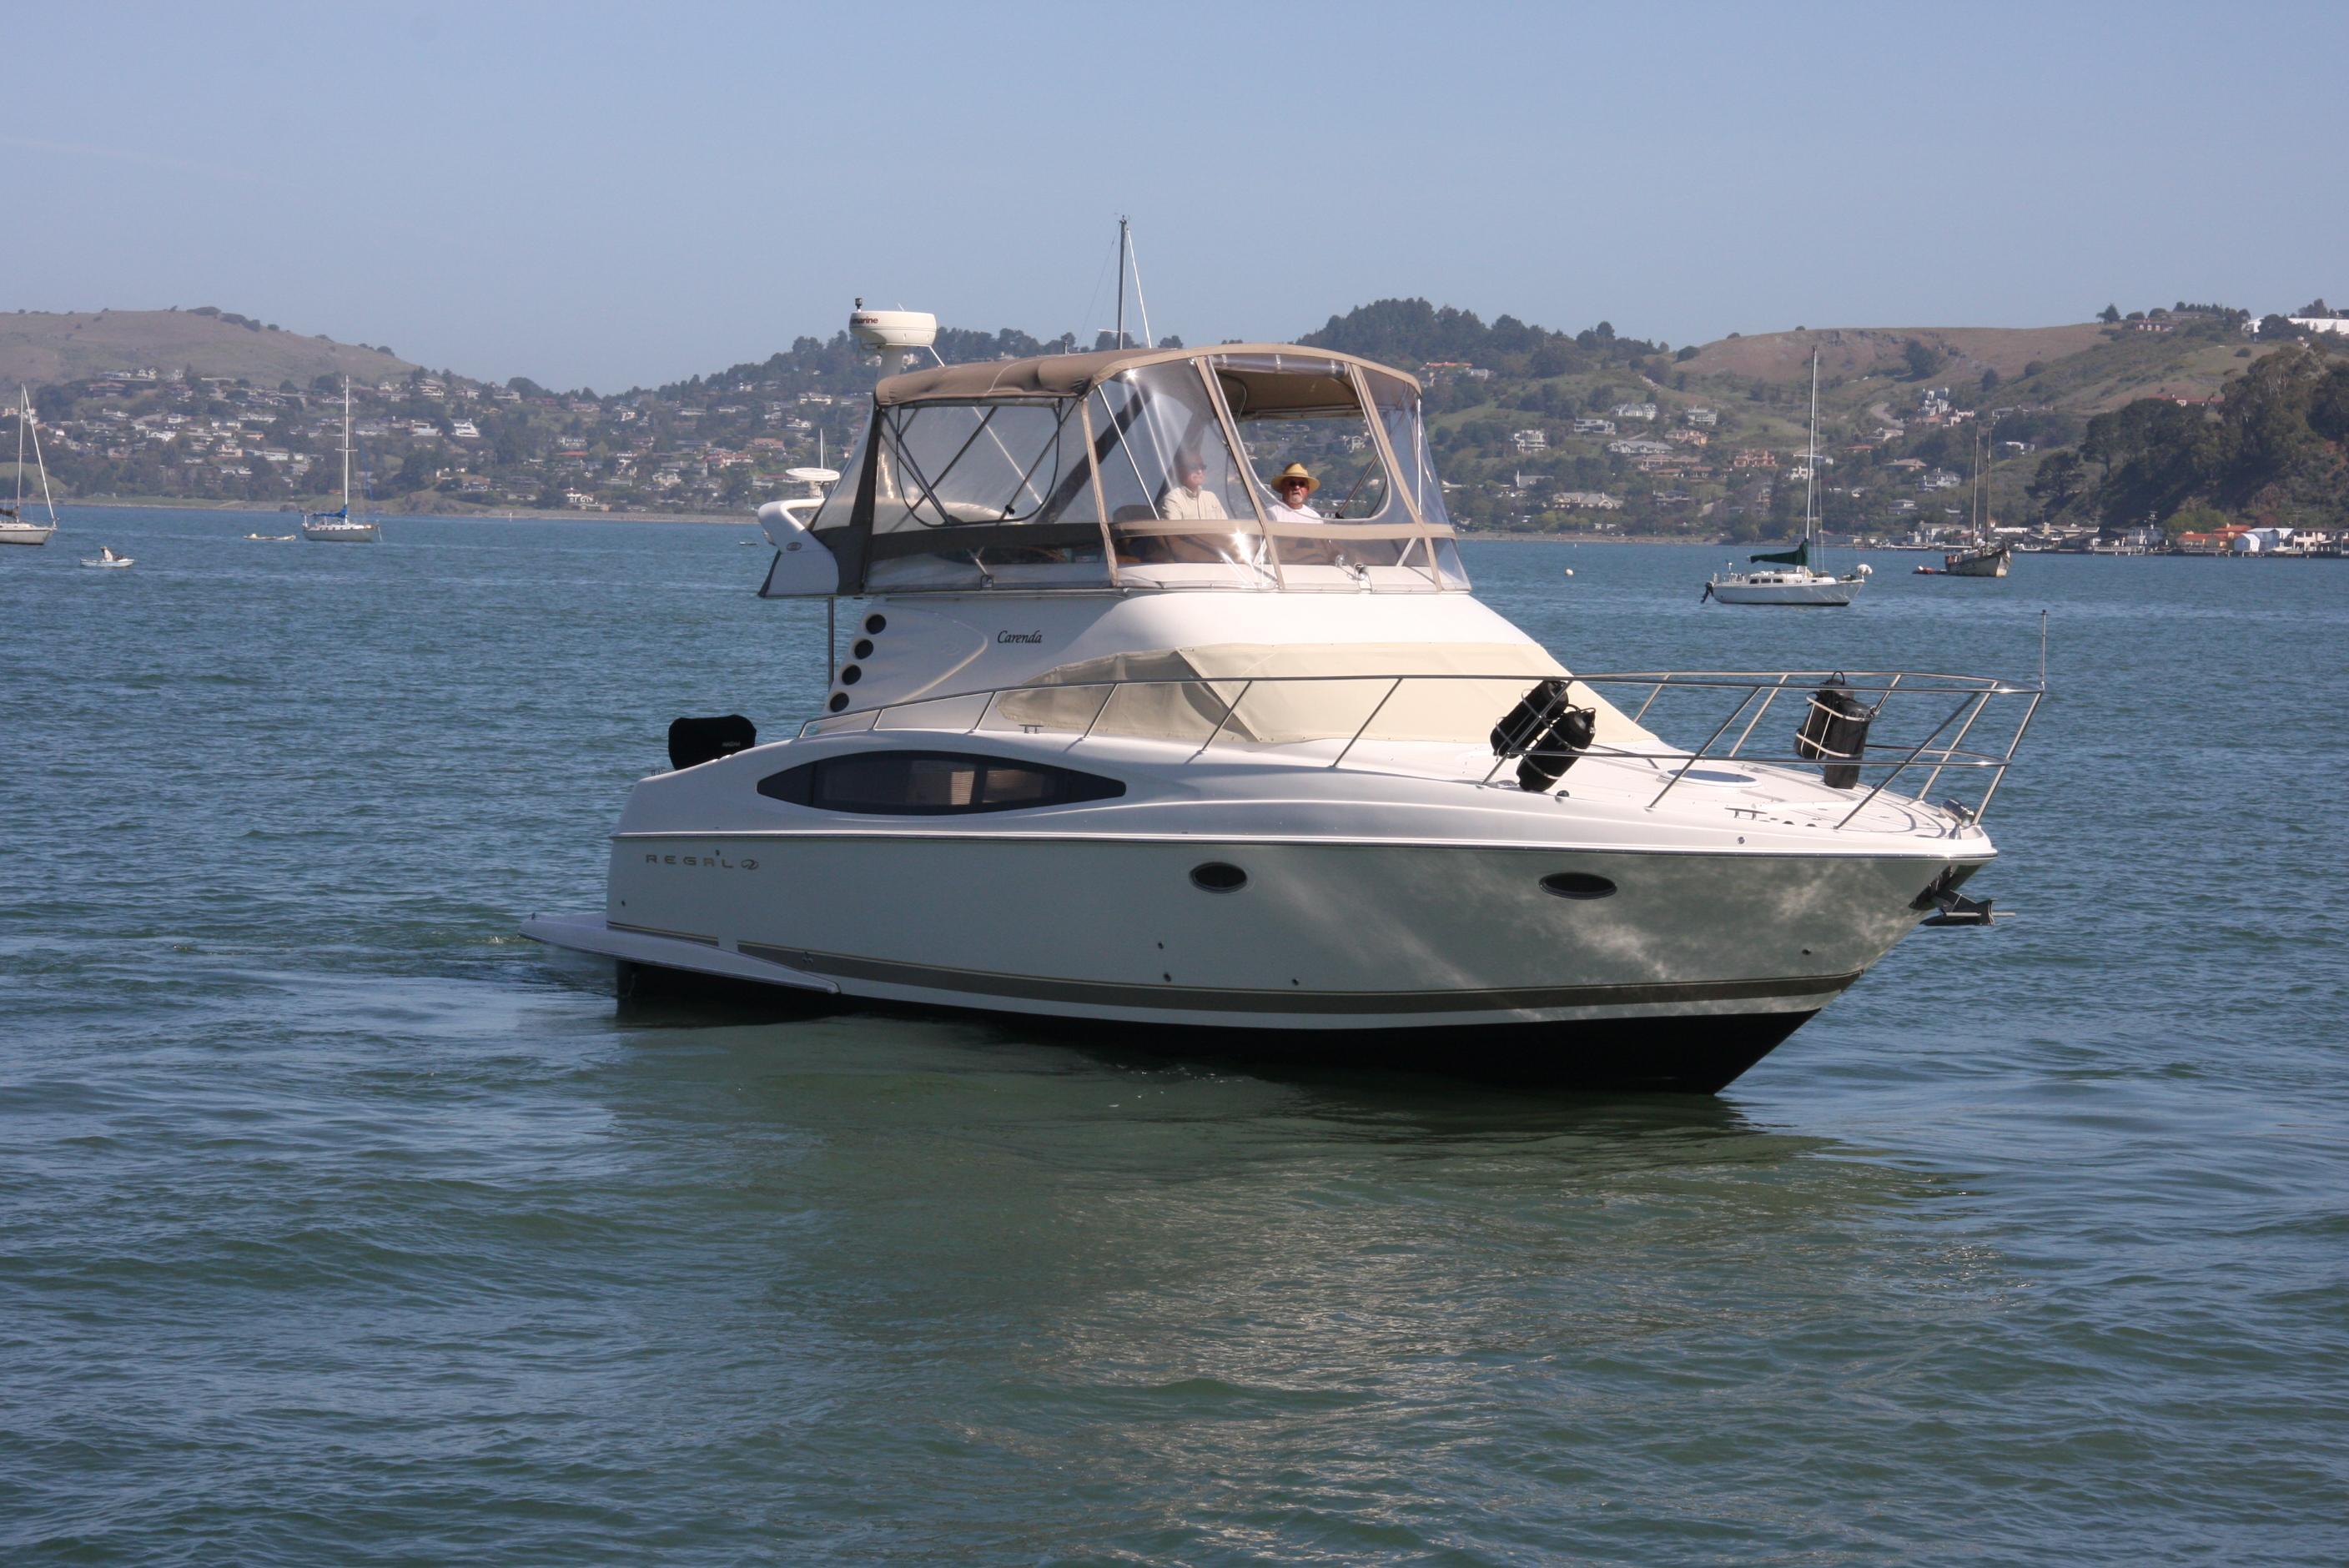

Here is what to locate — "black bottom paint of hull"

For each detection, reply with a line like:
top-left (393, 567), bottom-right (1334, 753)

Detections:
top-left (611, 959), bottom-right (1815, 1094)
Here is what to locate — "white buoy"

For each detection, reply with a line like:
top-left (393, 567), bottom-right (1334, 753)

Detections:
top-left (1563, 568), bottom-right (1574, 577)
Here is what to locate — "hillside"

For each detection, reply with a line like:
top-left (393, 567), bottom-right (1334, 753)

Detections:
top-left (0, 309), bottom-right (417, 389)
top-left (1672, 319), bottom-right (2283, 415)
top-left (1677, 324), bottom-right (2110, 384)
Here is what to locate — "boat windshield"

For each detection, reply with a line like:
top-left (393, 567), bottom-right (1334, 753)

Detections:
top-left (1089, 361), bottom-right (1276, 591)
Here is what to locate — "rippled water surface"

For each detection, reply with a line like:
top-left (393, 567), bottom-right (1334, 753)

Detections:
top-left (5, 510), bottom-right (2346, 1564)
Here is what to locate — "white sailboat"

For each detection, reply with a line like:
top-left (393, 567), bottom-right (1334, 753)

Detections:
top-left (2, 386), bottom-right (61, 546)
top-left (1703, 352), bottom-right (1869, 606)
top-left (302, 380), bottom-right (380, 542)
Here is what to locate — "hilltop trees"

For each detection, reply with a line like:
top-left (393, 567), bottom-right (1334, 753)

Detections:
top-left (2069, 346), bottom-right (2349, 529)
top-left (1297, 298), bottom-right (1662, 377)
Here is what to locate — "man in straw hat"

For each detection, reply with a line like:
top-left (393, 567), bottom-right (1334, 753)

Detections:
top-left (1265, 462), bottom-right (1324, 522)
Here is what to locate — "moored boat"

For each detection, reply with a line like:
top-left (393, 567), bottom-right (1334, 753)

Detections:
top-left (2, 386), bottom-right (61, 546)
top-left (302, 381), bottom-right (380, 542)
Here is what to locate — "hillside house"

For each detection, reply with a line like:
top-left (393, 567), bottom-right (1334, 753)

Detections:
top-left (1666, 428), bottom-right (1708, 446)
top-left (1607, 438), bottom-right (1672, 457)
top-left (1730, 449), bottom-right (1779, 470)
top-left (1548, 491), bottom-right (1622, 510)
top-left (1610, 402), bottom-right (1657, 421)
top-left (1512, 429), bottom-right (1548, 453)
top-left (1920, 469), bottom-right (1961, 490)
top-left (1683, 407), bottom-right (1717, 426)
top-left (1571, 418), bottom-right (1616, 436)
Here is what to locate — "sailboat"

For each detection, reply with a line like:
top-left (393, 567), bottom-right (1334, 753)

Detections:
top-left (301, 379), bottom-right (380, 542)
top-left (2, 386), bottom-right (61, 546)
top-left (1703, 352), bottom-right (1869, 606)
top-left (1933, 423), bottom-right (2011, 577)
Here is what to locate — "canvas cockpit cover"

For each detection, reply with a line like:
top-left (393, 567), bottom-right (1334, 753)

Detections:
top-left (797, 344), bottom-right (1466, 596)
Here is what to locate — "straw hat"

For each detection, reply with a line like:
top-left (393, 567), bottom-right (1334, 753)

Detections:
top-left (1270, 462), bottom-right (1318, 495)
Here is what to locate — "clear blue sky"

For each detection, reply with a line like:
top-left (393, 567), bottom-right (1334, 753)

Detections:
top-left (10, 1), bottom-right (2340, 390)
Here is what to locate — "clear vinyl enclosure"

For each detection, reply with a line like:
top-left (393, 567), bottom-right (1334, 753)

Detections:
top-left (801, 346), bottom-right (1467, 595)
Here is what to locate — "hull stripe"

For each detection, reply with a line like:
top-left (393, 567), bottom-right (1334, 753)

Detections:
top-left (737, 941), bottom-right (1861, 1017)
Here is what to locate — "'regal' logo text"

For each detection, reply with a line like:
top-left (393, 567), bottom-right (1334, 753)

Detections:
top-left (646, 852), bottom-right (758, 870)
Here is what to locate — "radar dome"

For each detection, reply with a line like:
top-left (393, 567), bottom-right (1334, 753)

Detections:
top-left (849, 307), bottom-right (937, 352)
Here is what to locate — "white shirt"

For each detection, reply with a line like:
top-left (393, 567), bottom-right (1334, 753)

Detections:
top-left (1266, 498), bottom-right (1323, 523)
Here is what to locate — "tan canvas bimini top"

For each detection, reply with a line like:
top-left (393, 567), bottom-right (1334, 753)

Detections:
top-left (874, 343), bottom-right (1421, 407)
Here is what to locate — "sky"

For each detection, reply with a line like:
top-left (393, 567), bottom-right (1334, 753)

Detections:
top-left (8, 1), bottom-right (2342, 390)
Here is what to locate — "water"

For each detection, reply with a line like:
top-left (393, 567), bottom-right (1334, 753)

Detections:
top-left (5, 510), bottom-right (2346, 1564)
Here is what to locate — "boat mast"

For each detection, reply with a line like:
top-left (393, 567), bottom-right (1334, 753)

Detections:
top-left (341, 378), bottom-right (354, 515)
top-left (13, 389), bottom-right (23, 516)
top-left (1114, 215), bottom-right (1129, 351)
top-left (1806, 349), bottom-right (1819, 557)
top-left (26, 392), bottom-right (57, 525)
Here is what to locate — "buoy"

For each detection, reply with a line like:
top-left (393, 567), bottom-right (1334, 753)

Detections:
top-left (1562, 568), bottom-right (1574, 577)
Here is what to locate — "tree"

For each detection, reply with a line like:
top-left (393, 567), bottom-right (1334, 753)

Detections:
top-left (1902, 339), bottom-right (1945, 379)
top-left (2027, 449), bottom-right (2085, 516)
top-left (1980, 369), bottom-right (2001, 393)
top-left (2098, 304), bottom-right (2122, 324)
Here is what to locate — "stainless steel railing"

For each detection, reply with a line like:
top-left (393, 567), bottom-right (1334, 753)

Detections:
top-left (797, 668), bottom-right (2044, 832)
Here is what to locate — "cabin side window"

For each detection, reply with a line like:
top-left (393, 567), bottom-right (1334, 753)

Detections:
top-left (757, 751), bottom-right (1126, 815)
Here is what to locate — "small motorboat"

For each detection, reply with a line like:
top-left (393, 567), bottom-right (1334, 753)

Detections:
top-left (81, 546), bottom-right (134, 569)
top-left (1914, 565), bottom-right (1943, 575)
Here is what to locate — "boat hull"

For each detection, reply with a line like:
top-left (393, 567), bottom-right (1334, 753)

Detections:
top-left (528, 836), bottom-right (1981, 1090)
top-left (1943, 547), bottom-right (2010, 577)
top-left (0, 524), bottom-right (56, 545)
top-left (1707, 576), bottom-right (1862, 606)
top-left (302, 523), bottom-right (380, 542)
top-left (610, 947), bottom-right (1815, 1093)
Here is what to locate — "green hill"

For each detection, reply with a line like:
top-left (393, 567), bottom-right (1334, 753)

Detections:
top-left (0, 309), bottom-right (417, 390)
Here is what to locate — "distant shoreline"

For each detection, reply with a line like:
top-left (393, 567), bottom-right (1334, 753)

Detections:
top-left (59, 496), bottom-right (757, 526)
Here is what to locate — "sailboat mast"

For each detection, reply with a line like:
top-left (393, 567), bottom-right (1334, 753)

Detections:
top-left (341, 379), bottom-right (353, 512)
top-left (1114, 215), bottom-right (1129, 351)
top-left (26, 394), bottom-right (58, 524)
top-left (13, 389), bottom-right (23, 515)
top-left (1806, 350), bottom-right (1819, 548)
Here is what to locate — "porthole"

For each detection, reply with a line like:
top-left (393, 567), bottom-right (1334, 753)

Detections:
top-left (839, 664), bottom-right (862, 685)
top-left (863, 613), bottom-right (887, 635)
top-left (852, 638), bottom-right (875, 659)
top-left (1541, 872), bottom-right (1617, 900)
top-left (1190, 862), bottom-right (1248, 893)
top-left (827, 692), bottom-right (849, 712)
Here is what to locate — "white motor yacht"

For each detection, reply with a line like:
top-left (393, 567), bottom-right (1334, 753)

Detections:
top-left (525, 325), bottom-right (2039, 1091)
